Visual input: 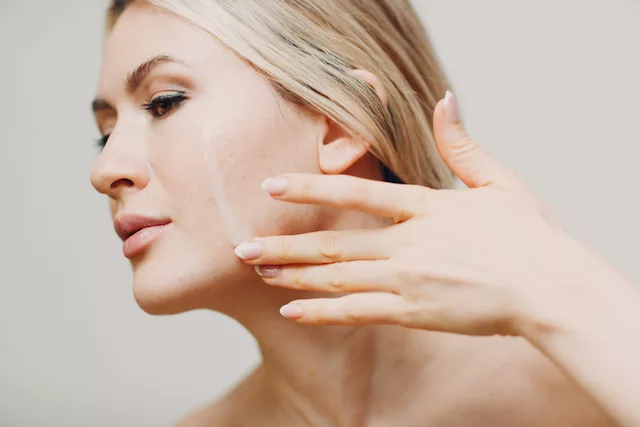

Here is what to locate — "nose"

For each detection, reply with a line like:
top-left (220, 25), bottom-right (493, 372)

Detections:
top-left (90, 128), bottom-right (150, 198)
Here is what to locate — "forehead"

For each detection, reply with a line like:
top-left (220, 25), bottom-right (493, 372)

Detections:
top-left (98, 3), bottom-right (221, 94)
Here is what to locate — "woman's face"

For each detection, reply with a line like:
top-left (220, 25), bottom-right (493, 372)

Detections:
top-left (91, 3), bottom-right (331, 314)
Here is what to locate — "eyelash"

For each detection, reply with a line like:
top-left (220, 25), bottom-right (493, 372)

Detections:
top-left (95, 92), bottom-right (188, 150)
top-left (142, 92), bottom-right (187, 119)
top-left (95, 134), bottom-right (109, 149)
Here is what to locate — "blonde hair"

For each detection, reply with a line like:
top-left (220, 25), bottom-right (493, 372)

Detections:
top-left (108, 0), bottom-right (454, 188)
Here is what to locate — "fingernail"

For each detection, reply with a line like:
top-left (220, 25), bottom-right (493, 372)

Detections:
top-left (444, 90), bottom-right (460, 124)
top-left (234, 242), bottom-right (264, 260)
top-left (254, 265), bottom-right (281, 278)
top-left (261, 178), bottom-right (288, 196)
top-left (280, 303), bottom-right (304, 319)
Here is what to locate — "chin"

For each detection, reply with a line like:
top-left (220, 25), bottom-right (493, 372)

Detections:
top-left (129, 236), bottom-right (247, 315)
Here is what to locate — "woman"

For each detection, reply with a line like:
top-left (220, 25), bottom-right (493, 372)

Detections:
top-left (91, 0), bottom-right (630, 425)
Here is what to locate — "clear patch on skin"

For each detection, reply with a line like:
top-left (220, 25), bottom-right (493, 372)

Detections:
top-left (200, 124), bottom-right (254, 246)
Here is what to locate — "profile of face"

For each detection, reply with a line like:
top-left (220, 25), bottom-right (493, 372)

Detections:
top-left (91, 3), bottom-right (372, 314)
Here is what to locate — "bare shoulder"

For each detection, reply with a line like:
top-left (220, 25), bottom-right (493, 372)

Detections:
top-left (418, 334), bottom-right (616, 426)
top-left (176, 401), bottom-right (234, 427)
top-left (175, 388), bottom-right (246, 427)
top-left (527, 357), bottom-right (617, 426)
top-left (175, 367), bottom-right (269, 427)
top-left (481, 337), bottom-right (617, 427)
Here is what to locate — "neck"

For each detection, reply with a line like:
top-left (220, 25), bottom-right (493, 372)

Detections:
top-left (210, 161), bottom-right (443, 425)
top-left (224, 289), bottom-right (415, 425)
top-left (213, 207), bottom-right (441, 426)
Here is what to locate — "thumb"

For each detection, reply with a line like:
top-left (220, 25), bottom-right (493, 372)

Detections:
top-left (433, 91), bottom-right (517, 189)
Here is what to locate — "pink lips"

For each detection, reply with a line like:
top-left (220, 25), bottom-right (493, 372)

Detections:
top-left (114, 214), bottom-right (171, 259)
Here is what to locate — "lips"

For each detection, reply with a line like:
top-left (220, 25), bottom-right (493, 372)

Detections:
top-left (114, 213), bottom-right (171, 258)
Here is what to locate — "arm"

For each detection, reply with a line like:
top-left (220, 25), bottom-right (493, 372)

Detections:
top-left (524, 244), bottom-right (640, 427)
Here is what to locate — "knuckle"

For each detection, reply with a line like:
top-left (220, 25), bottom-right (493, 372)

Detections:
top-left (328, 276), bottom-right (344, 292)
top-left (313, 305), bottom-right (327, 323)
top-left (450, 136), bottom-right (480, 166)
top-left (345, 306), bottom-right (361, 322)
top-left (299, 178), bottom-right (313, 199)
top-left (395, 185), bottom-right (425, 221)
top-left (291, 267), bottom-right (305, 288)
top-left (401, 283), bottom-right (424, 303)
top-left (349, 181), bottom-right (370, 206)
top-left (276, 239), bottom-right (291, 262)
top-left (328, 263), bottom-right (345, 292)
top-left (396, 261), bottom-right (428, 287)
top-left (320, 231), bottom-right (342, 261)
top-left (392, 207), bottom-right (413, 224)
top-left (397, 302), bottom-right (436, 328)
top-left (451, 134), bottom-right (476, 153)
top-left (397, 304), bottom-right (422, 326)
top-left (327, 262), bottom-right (346, 291)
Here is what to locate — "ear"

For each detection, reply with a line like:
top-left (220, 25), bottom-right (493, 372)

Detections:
top-left (318, 69), bottom-right (388, 174)
top-left (348, 69), bottom-right (388, 105)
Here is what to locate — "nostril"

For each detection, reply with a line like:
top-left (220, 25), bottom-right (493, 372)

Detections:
top-left (110, 178), bottom-right (135, 189)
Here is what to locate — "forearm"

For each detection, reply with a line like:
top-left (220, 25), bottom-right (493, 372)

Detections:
top-left (525, 251), bottom-right (640, 427)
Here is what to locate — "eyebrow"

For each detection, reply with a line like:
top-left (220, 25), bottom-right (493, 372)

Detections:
top-left (126, 54), bottom-right (183, 93)
top-left (91, 55), bottom-right (184, 113)
top-left (91, 98), bottom-right (112, 113)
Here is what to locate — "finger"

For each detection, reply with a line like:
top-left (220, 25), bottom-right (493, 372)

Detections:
top-left (279, 292), bottom-right (408, 325)
top-left (256, 260), bottom-right (398, 293)
top-left (234, 229), bottom-right (389, 264)
top-left (433, 91), bottom-right (522, 189)
top-left (261, 173), bottom-right (432, 223)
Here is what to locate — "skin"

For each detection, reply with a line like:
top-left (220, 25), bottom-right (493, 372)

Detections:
top-left (91, 3), bottom-right (622, 426)
top-left (241, 96), bottom-right (640, 427)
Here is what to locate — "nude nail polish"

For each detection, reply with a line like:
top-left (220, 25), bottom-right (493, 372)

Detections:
top-left (444, 90), bottom-right (460, 124)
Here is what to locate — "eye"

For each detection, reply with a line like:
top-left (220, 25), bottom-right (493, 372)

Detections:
top-left (95, 133), bottom-right (110, 150)
top-left (142, 92), bottom-right (187, 118)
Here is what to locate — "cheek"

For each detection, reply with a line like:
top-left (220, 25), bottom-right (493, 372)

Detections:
top-left (146, 83), bottom-right (326, 250)
top-left (205, 105), bottom-right (326, 240)
top-left (143, 112), bottom-right (220, 245)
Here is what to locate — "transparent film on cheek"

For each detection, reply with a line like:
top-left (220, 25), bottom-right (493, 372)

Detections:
top-left (199, 125), bottom-right (255, 247)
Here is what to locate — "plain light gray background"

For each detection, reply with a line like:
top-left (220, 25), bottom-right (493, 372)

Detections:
top-left (1, 0), bottom-right (638, 426)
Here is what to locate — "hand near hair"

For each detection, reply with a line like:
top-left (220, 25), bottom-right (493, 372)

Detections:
top-left (234, 92), bottom-right (640, 427)
top-left (234, 92), bottom-right (611, 337)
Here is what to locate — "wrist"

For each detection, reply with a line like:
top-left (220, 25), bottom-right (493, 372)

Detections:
top-left (516, 237), bottom-right (638, 348)
top-left (526, 285), bottom-right (638, 356)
